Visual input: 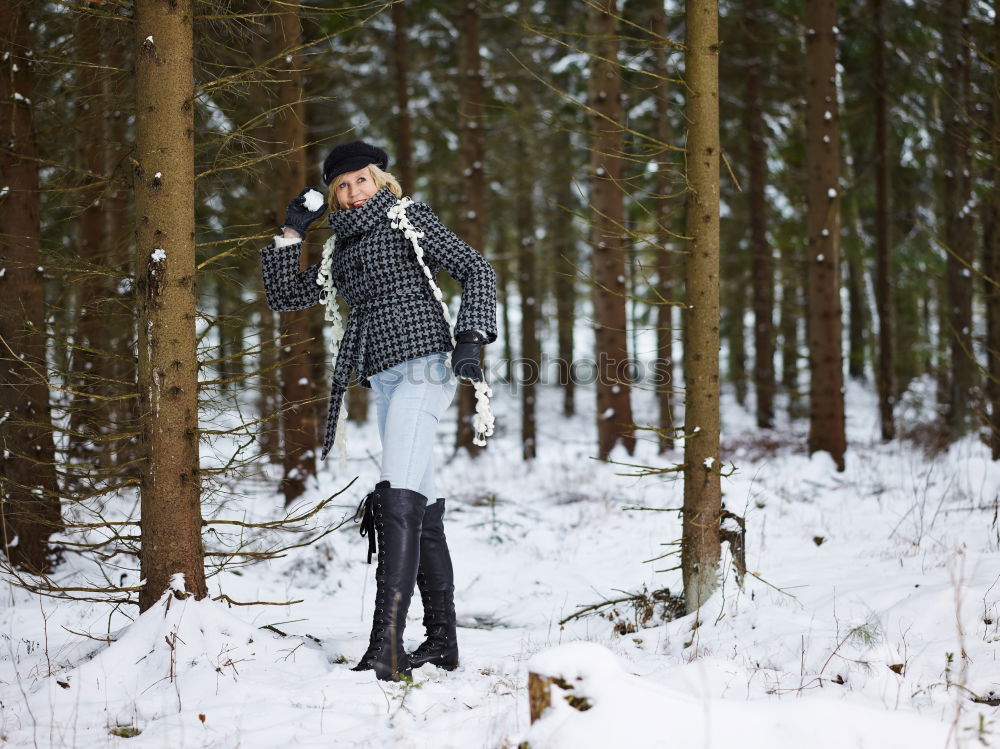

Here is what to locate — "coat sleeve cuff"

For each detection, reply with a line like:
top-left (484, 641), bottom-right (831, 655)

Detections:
top-left (455, 329), bottom-right (489, 344)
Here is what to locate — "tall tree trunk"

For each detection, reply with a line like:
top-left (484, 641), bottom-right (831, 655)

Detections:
top-left (651, 0), bottom-right (676, 451)
top-left (873, 0), bottom-right (895, 441)
top-left (257, 298), bottom-right (281, 461)
top-left (305, 103), bottom-right (338, 436)
top-left (655, 247), bottom-right (676, 452)
top-left (0, 0), bottom-right (62, 574)
top-left (551, 129), bottom-right (577, 418)
top-left (841, 131), bottom-right (870, 385)
top-left (727, 270), bottom-right (748, 405)
top-left (455, 0), bottom-right (487, 456)
top-left (217, 280), bottom-right (246, 392)
top-left (134, 0), bottom-right (207, 609)
top-left (517, 139), bottom-right (539, 460)
top-left (275, 0), bottom-right (317, 502)
top-left (69, 10), bottom-right (113, 466)
top-left (681, 0), bottom-right (722, 615)
top-left (987, 0), bottom-right (1000, 459)
top-left (308, 280), bottom-right (332, 448)
top-left (779, 245), bottom-right (802, 414)
top-left (392, 0), bottom-right (414, 196)
top-left (745, 0), bottom-right (774, 429)
top-left (103, 19), bottom-right (138, 471)
top-left (628, 233), bottom-right (640, 408)
top-left (805, 0), bottom-right (846, 471)
top-left (495, 226), bottom-right (513, 384)
top-left (249, 0), bottom-right (281, 463)
top-left (212, 284), bottom-right (229, 393)
top-left (843, 118), bottom-right (874, 384)
top-left (941, 0), bottom-right (975, 437)
top-left (589, 0), bottom-right (636, 460)
top-left (347, 382), bottom-right (369, 423)
top-left (843, 213), bottom-right (867, 380)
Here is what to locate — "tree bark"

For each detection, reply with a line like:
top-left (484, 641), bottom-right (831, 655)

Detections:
top-left (249, 0), bottom-right (281, 463)
top-left (103, 20), bottom-right (138, 471)
top-left (526, 672), bottom-right (592, 723)
top-left (842, 111), bottom-right (873, 386)
top-left (651, 0), bottom-right (677, 451)
top-left (551, 128), bottom-right (577, 418)
top-left (495, 225), bottom-right (513, 384)
top-left (941, 0), bottom-right (975, 437)
top-left (655, 245), bottom-right (677, 452)
top-left (988, 0), bottom-right (1000, 459)
top-left (872, 0), bottom-right (894, 441)
top-left (727, 267), bottom-right (748, 405)
top-left (744, 0), bottom-right (774, 429)
top-left (805, 0), bottom-right (846, 471)
top-left (347, 382), bottom-right (369, 423)
top-left (455, 0), bottom-right (488, 456)
top-left (216, 280), bottom-right (246, 393)
top-left (296, 15), bottom-right (328, 447)
top-left (681, 0), bottom-right (722, 614)
top-left (528, 672), bottom-right (554, 723)
top-left (0, 0), bottom-right (62, 574)
top-left (779, 244), bottom-right (802, 415)
top-left (392, 0), bottom-right (414, 196)
top-left (589, 0), bottom-right (635, 460)
top-left (134, 0), bottom-right (207, 609)
top-left (516, 139), bottom-right (539, 461)
top-left (843, 211), bottom-right (867, 381)
top-left (274, 0), bottom-right (318, 503)
top-left (257, 296), bottom-right (281, 461)
top-left (68, 8), bottom-right (114, 465)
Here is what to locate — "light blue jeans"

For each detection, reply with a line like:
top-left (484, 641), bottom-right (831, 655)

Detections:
top-left (369, 353), bottom-right (458, 501)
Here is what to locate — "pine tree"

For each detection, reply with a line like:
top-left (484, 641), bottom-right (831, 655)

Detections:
top-left (589, 0), bottom-right (636, 460)
top-left (744, 0), bottom-right (775, 429)
top-left (134, 0), bottom-right (207, 609)
top-left (940, 0), bottom-right (975, 437)
top-left (392, 0), bottom-right (414, 196)
top-left (274, 0), bottom-right (318, 503)
top-left (988, 0), bottom-right (1000, 459)
top-left (516, 136), bottom-right (539, 460)
top-left (872, 0), bottom-right (896, 440)
top-left (681, 0), bottom-right (722, 614)
top-left (648, 0), bottom-right (678, 451)
top-left (455, 0), bottom-right (488, 456)
top-left (0, 0), bottom-right (62, 574)
top-left (805, 0), bottom-right (846, 471)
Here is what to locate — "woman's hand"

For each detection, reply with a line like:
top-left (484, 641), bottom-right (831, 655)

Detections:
top-left (281, 187), bottom-right (327, 239)
top-left (452, 331), bottom-right (486, 381)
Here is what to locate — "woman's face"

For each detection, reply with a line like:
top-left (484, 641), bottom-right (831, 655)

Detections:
top-left (334, 166), bottom-right (378, 210)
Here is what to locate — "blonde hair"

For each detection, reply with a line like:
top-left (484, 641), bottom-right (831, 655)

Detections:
top-left (326, 163), bottom-right (403, 212)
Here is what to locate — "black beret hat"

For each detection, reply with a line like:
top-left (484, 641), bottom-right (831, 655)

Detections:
top-left (322, 140), bottom-right (389, 186)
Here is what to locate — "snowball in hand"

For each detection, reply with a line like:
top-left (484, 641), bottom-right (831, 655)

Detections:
top-left (303, 189), bottom-right (325, 212)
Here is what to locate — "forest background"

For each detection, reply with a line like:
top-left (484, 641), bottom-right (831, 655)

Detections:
top-left (1, 0), bottom-right (999, 745)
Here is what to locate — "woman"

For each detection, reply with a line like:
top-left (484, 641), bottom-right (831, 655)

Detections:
top-left (259, 140), bottom-right (497, 681)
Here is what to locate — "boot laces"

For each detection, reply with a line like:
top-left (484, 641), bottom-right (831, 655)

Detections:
top-left (354, 488), bottom-right (378, 563)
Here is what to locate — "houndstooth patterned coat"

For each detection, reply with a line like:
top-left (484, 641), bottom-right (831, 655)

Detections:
top-left (259, 187), bottom-right (497, 459)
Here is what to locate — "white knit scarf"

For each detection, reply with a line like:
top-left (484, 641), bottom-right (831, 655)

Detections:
top-left (315, 233), bottom-right (350, 467)
top-left (316, 198), bottom-right (495, 460)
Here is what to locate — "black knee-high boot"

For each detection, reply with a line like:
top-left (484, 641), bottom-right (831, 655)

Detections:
top-left (352, 481), bottom-right (426, 681)
top-left (409, 497), bottom-right (459, 670)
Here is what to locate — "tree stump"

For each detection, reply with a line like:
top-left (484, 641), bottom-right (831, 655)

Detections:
top-left (527, 672), bottom-right (592, 723)
top-left (528, 672), bottom-right (552, 723)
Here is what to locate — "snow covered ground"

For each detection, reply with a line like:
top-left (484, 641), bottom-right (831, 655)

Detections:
top-left (1, 377), bottom-right (998, 748)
